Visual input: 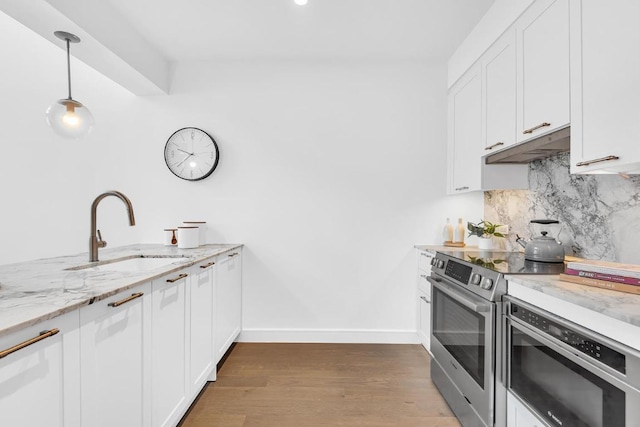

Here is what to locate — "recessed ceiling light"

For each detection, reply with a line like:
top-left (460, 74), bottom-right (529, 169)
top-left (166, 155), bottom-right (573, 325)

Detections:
top-left (295, 0), bottom-right (308, 5)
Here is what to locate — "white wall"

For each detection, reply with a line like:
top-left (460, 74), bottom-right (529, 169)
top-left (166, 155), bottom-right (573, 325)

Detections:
top-left (0, 11), bottom-right (483, 342)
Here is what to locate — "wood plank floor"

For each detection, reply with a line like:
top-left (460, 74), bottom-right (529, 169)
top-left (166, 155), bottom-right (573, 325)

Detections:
top-left (179, 343), bottom-right (460, 427)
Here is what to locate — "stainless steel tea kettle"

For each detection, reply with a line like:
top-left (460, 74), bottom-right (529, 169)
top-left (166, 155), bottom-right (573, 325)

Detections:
top-left (516, 219), bottom-right (565, 263)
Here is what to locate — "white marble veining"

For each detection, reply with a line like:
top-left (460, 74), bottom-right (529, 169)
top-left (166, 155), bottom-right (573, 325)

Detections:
top-left (485, 152), bottom-right (640, 263)
top-left (0, 243), bottom-right (242, 338)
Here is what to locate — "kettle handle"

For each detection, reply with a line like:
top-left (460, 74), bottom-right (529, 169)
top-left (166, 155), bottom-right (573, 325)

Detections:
top-left (530, 219), bottom-right (559, 225)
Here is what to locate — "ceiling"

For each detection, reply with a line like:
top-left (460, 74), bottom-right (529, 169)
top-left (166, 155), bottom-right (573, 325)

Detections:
top-left (108, 0), bottom-right (495, 61)
top-left (1, 0), bottom-right (495, 94)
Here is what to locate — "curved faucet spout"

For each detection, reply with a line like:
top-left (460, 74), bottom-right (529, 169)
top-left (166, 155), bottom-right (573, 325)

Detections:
top-left (90, 191), bottom-right (136, 262)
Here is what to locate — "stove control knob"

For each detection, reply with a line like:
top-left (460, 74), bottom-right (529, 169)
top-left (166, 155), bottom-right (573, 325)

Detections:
top-left (430, 257), bottom-right (437, 266)
top-left (470, 273), bottom-right (482, 286)
top-left (437, 260), bottom-right (445, 269)
top-left (481, 278), bottom-right (494, 290)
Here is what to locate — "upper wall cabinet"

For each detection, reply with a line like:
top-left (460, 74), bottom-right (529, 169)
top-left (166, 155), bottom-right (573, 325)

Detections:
top-left (448, 65), bottom-right (482, 193)
top-left (516, 0), bottom-right (570, 143)
top-left (447, 35), bottom-right (528, 195)
top-left (483, 29), bottom-right (517, 152)
top-left (570, 0), bottom-right (640, 174)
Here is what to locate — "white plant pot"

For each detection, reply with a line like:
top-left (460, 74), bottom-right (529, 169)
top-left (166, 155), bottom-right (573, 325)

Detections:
top-left (478, 237), bottom-right (493, 250)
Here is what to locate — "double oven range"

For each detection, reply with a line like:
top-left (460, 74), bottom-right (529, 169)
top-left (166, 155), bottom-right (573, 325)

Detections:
top-left (426, 250), bottom-right (564, 427)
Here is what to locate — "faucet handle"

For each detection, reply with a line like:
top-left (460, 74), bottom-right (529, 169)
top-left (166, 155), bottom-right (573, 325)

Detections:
top-left (96, 229), bottom-right (107, 249)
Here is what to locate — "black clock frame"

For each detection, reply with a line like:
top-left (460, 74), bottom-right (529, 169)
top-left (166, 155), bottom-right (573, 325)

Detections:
top-left (164, 127), bottom-right (220, 181)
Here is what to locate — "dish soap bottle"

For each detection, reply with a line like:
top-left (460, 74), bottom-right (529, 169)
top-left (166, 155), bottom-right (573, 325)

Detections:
top-left (443, 218), bottom-right (454, 243)
top-left (453, 218), bottom-right (465, 244)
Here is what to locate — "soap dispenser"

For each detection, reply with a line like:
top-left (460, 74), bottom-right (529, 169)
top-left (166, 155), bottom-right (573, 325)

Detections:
top-left (453, 218), bottom-right (465, 244)
top-left (443, 218), bottom-right (454, 243)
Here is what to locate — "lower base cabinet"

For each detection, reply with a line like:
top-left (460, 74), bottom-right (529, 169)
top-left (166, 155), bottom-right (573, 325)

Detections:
top-left (0, 310), bottom-right (81, 427)
top-left (80, 282), bottom-right (151, 427)
top-left (189, 259), bottom-right (216, 390)
top-left (151, 272), bottom-right (188, 427)
top-left (215, 249), bottom-right (243, 363)
top-left (507, 391), bottom-right (545, 427)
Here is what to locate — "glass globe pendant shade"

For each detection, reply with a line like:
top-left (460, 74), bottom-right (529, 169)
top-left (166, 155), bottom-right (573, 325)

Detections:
top-left (46, 98), bottom-right (94, 139)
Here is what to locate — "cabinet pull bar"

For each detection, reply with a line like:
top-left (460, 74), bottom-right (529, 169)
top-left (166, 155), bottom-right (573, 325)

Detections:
top-left (522, 122), bottom-right (550, 134)
top-left (420, 274), bottom-right (429, 280)
top-left (576, 155), bottom-right (620, 167)
top-left (166, 273), bottom-right (188, 283)
top-left (420, 253), bottom-right (433, 258)
top-left (108, 292), bottom-right (144, 308)
top-left (484, 142), bottom-right (504, 150)
top-left (200, 261), bottom-right (216, 269)
top-left (454, 186), bottom-right (469, 191)
top-left (420, 296), bottom-right (430, 303)
top-left (228, 252), bottom-right (239, 258)
top-left (0, 328), bottom-right (60, 359)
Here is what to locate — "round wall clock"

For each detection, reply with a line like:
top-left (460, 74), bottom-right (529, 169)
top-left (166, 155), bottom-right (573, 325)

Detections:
top-left (164, 127), bottom-right (220, 181)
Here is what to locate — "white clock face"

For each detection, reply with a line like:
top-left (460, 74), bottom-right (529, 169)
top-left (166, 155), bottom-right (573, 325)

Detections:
top-left (164, 127), bottom-right (219, 181)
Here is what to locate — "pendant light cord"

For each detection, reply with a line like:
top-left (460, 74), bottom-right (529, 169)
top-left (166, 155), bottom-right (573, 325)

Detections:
top-left (66, 38), bottom-right (72, 100)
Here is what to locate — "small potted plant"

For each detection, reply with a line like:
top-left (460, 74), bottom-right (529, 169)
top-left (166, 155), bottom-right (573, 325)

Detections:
top-left (467, 220), bottom-right (505, 250)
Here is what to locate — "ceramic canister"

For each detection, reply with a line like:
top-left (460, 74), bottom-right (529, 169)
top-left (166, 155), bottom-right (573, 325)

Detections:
top-left (163, 228), bottom-right (178, 246)
top-left (182, 221), bottom-right (207, 246)
top-left (177, 227), bottom-right (199, 249)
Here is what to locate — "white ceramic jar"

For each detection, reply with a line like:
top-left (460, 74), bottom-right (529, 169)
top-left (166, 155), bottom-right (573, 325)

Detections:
top-left (177, 226), bottom-right (199, 249)
top-left (182, 221), bottom-right (207, 246)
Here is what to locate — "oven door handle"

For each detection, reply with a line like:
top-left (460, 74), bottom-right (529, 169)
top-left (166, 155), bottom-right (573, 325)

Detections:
top-left (427, 276), bottom-right (491, 313)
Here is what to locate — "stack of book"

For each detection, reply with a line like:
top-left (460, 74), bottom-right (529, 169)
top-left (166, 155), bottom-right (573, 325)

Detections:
top-left (559, 260), bottom-right (640, 295)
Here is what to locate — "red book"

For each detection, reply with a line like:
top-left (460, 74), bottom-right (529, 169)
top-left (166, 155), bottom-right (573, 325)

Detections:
top-left (559, 274), bottom-right (640, 295)
top-left (564, 267), bottom-right (640, 286)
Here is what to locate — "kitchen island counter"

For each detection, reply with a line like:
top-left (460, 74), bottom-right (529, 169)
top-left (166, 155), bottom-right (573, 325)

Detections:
top-left (0, 243), bottom-right (242, 338)
top-left (506, 274), bottom-right (640, 350)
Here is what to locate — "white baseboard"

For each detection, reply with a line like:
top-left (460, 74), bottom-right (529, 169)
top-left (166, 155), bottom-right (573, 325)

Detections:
top-left (238, 328), bottom-right (420, 344)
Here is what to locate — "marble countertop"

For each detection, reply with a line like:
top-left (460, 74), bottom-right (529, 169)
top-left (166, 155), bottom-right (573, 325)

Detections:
top-left (506, 274), bottom-right (640, 328)
top-left (414, 244), bottom-right (516, 253)
top-left (506, 274), bottom-right (640, 351)
top-left (0, 243), bottom-right (242, 338)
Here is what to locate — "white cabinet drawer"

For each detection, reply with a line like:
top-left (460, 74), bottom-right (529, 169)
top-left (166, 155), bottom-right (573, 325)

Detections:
top-left (417, 250), bottom-right (435, 273)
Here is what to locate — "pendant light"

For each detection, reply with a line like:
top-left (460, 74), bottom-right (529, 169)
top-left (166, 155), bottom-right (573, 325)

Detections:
top-left (45, 31), bottom-right (94, 139)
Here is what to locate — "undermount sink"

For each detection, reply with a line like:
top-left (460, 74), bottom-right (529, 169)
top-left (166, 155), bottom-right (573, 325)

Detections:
top-left (66, 255), bottom-right (188, 272)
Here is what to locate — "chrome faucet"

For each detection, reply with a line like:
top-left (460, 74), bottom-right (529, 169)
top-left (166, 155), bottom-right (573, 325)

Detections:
top-left (90, 191), bottom-right (136, 262)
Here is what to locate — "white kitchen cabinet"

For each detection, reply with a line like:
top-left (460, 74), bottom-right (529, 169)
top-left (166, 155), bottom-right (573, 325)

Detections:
top-left (483, 29), bottom-right (517, 152)
top-left (80, 282), bottom-right (151, 427)
top-left (507, 391), bottom-right (546, 427)
top-left (150, 271), bottom-right (188, 427)
top-left (0, 310), bottom-right (80, 427)
top-left (516, 0), bottom-right (570, 143)
top-left (215, 249), bottom-right (243, 364)
top-left (416, 250), bottom-right (433, 353)
top-left (569, 0), bottom-right (640, 174)
top-left (188, 258), bottom-right (216, 390)
top-left (448, 63), bottom-right (528, 195)
top-left (448, 65), bottom-right (483, 193)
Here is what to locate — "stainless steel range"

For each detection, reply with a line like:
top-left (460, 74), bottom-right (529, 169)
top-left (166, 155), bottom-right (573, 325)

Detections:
top-left (426, 250), bottom-right (564, 427)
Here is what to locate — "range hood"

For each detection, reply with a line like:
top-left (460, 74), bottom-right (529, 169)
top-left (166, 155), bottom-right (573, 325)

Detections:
top-left (485, 126), bottom-right (570, 164)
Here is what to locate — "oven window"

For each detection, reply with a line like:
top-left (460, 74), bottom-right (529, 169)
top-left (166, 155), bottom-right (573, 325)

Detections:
top-left (432, 287), bottom-right (485, 388)
top-left (510, 326), bottom-right (625, 427)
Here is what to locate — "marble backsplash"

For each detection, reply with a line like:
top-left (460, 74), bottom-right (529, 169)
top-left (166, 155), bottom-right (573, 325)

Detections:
top-left (485, 153), bottom-right (640, 264)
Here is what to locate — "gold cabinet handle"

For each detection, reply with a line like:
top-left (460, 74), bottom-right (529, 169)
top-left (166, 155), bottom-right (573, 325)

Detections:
top-left (420, 274), bottom-right (429, 280)
top-left (485, 142), bottom-right (504, 150)
top-left (0, 328), bottom-right (60, 359)
top-left (454, 186), bottom-right (469, 191)
top-left (576, 155), bottom-right (620, 167)
top-left (523, 122), bottom-right (550, 134)
top-left (420, 252), bottom-right (433, 258)
top-left (419, 296), bottom-right (430, 304)
top-left (166, 273), bottom-right (188, 283)
top-left (108, 292), bottom-right (144, 308)
top-left (228, 252), bottom-right (239, 258)
top-left (200, 261), bottom-right (216, 269)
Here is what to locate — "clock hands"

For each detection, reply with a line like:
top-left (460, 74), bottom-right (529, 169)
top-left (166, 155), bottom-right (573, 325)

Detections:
top-left (176, 148), bottom-right (194, 156)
